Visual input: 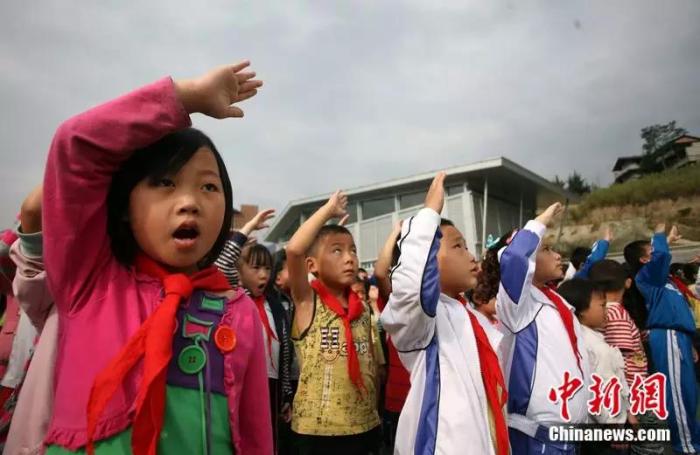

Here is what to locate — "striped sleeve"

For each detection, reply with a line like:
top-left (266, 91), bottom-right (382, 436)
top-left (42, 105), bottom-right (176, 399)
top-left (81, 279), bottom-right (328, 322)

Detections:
top-left (604, 305), bottom-right (637, 352)
top-left (214, 231), bottom-right (248, 288)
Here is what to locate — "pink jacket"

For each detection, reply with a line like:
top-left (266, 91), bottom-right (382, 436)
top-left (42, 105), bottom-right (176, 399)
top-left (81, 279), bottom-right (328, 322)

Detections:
top-left (4, 238), bottom-right (56, 455)
top-left (42, 77), bottom-right (272, 453)
top-left (0, 296), bottom-right (20, 380)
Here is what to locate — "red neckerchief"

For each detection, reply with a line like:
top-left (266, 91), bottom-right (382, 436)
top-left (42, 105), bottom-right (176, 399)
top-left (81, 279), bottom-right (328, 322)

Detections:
top-left (539, 285), bottom-right (583, 375)
top-left (86, 254), bottom-right (231, 455)
top-left (253, 295), bottom-right (278, 361)
top-left (457, 296), bottom-right (509, 455)
top-left (671, 276), bottom-right (698, 304)
top-left (311, 279), bottom-right (366, 394)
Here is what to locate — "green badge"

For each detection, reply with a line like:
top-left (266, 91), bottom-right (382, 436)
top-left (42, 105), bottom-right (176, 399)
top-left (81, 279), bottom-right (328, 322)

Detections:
top-left (178, 344), bottom-right (207, 375)
top-left (200, 295), bottom-right (225, 313)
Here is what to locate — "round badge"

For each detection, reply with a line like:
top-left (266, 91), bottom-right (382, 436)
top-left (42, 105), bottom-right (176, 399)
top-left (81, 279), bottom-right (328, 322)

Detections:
top-left (177, 344), bottom-right (207, 375)
top-left (215, 325), bottom-right (237, 353)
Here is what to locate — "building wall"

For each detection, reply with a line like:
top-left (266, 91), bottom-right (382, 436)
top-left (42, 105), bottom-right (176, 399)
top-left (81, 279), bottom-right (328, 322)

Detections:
top-left (686, 142), bottom-right (700, 163)
top-left (232, 204), bottom-right (259, 230)
top-left (347, 189), bottom-right (529, 270)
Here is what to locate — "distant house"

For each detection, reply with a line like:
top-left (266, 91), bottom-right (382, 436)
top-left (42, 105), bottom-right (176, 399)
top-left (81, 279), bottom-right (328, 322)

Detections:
top-left (612, 156), bottom-right (643, 184)
top-left (613, 134), bottom-right (700, 184)
top-left (265, 157), bottom-right (575, 269)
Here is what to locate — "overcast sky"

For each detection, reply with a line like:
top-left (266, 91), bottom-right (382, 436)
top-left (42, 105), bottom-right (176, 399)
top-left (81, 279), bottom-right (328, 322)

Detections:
top-left (1, 0), bottom-right (699, 228)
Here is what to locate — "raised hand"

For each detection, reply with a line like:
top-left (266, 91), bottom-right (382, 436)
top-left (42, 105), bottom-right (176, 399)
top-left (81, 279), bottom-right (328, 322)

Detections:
top-left (535, 202), bottom-right (564, 227)
top-left (323, 190), bottom-right (348, 220)
top-left (175, 61), bottom-right (263, 118)
top-left (668, 225), bottom-right (682, 244)
top-left (241, 208), bottom-right (275, 236)
top-left (425, 172), bottom-right (446, 214)
top-left (603, 225), bottom-right (614, 242)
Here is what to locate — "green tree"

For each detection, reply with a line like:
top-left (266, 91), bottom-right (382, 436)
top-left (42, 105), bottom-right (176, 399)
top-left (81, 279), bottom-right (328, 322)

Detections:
top-left (640, 121), bottom-right (687, 172)
top-left (566, 171), bottom-right (592, 196)
top-left (553, 175), bottom-right (566, 189)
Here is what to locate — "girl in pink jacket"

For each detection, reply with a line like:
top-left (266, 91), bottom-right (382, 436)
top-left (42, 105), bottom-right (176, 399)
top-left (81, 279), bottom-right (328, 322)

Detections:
top-left (42, 61), bottom-right (270, 455)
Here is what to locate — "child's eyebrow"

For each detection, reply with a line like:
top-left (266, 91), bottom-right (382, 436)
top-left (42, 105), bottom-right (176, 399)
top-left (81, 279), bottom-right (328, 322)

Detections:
top-left (198, 169), bottom-right (220, 178)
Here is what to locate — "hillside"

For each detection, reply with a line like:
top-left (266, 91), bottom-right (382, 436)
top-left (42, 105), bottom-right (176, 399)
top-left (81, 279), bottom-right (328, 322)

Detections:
top-left (545, 165), bottom-right (700, 254)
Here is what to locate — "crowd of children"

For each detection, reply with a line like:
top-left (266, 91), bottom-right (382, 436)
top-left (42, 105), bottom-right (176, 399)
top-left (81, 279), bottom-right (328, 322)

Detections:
top-left (0, 60), bottom-right (699, 454)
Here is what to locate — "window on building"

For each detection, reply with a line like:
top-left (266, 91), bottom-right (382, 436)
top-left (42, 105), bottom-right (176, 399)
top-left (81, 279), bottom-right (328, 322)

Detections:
top-left (399, 191), bottom-right (426, 209)
top-left (362, 197), bottom-right (394, 219)
top-left (447, 185), bottom-right (464, 196)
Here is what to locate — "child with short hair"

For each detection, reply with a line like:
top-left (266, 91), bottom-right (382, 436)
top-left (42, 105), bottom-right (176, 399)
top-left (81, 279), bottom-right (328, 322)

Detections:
top-left (286, 191), bottom-right (380, 455)
top-left (558, 279), bottom-right (631, 423)
top-left (628, 225), bottom-right (700, 453)
top-left (492, 202), bottom-right (591, 454)
top-left (589, 260), bottom-right (649, 387)
top-left (589, 259), bottom-right (666, 455)
top-left (381, 173), bottom-right (508, 455)
top-left (558, 278), bottom-right (634, 455)
top-left (41, 61), bottom-right (271, 454)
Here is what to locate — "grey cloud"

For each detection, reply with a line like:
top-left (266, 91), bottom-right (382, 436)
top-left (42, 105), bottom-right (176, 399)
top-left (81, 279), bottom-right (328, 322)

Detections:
top-left (1, 0), bottom-right (698, 228)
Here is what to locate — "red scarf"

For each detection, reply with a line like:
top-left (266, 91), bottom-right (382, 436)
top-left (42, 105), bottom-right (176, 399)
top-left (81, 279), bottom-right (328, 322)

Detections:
top-left (86, 255), bottom-right (231, 455)
top-left (671, 276), bottom-right (698, 303)
top-left (311, 279), bottom-right (366, 394)
top-left (253, 295), bottom-right (278, 361)
top-left (539, 286), bottom-right (583, 375)
top-left (458, 297), bottom-right (509, 455)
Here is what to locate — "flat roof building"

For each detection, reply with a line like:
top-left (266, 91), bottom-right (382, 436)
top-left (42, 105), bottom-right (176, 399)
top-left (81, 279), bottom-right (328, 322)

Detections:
top-left (265, 157), bottom-right (575, 270)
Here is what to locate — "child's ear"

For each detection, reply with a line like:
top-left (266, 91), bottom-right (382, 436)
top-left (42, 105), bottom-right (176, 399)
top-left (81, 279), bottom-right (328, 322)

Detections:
top-left (306, 256), bottom-right (318, 276)
top-left (624, 278), bottom-right (632, 290)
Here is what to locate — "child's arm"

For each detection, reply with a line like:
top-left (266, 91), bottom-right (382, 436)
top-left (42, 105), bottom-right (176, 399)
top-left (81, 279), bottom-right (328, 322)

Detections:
top-left (497, 203), bottom-right (563, 333)
top-left (574, 226), bottom-right (611, 279)
top-left (636, 224), bottom-right (674, 292)
top-left (286, 191), bottom-right (348, 334)
top-left (374, 222), bottom-right (402, 303)
top-left (10, 186), bottom-right (53, 330)
top-left (43, 62), bottom-right (262, 314)
top-left (214, 209), bottom-right (275, 288)
top-left (237, 303), bottom-right (273, 454)
top-left (380, 173), bottom-right (444, 351)
top-left (603, 309), bottom-right (638, 353)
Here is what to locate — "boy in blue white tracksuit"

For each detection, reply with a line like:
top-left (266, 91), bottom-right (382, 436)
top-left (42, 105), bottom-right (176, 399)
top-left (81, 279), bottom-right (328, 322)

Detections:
top-left (381, 173), bottom-right (508, 455)
top-left (635, 225), bottom-right (700, 454)
top-left (495, 203), bottom-right (591, 454)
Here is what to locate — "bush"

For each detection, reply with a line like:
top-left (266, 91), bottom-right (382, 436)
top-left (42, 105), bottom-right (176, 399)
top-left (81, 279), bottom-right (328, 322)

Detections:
top-left (572, 165), bottom-right (700, 217)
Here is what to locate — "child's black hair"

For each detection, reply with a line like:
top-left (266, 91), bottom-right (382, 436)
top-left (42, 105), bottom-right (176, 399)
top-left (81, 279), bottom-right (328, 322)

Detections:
top-left (558, 278), bottom-right (601, 317)
top-left (473, 229), bottom-right (516, 304)
top-left (589, 259), bottom-right (627, 293)
top-left (623, 240), bottom-right (651, 274)
top-left (241, 244), bottom-right (273, 269)
top-left (621, 262), bottom-right (648, 330)
top-left (440, 218), bottom-right (455, 228)
top-left (107, 128), bottom-right (233, 268)
top-left (307, 225), bottom-right (354, 256)
top-left (570, 247), bottom-right (592, 271)
top-left (272, 249), bottom-right (287, 281)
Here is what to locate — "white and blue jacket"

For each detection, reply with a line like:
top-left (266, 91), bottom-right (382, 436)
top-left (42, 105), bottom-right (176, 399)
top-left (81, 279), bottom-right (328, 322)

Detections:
top-left (381, 208), bottom-right (503, 455)
top-left (497, 220), bottom-right (591, 435)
